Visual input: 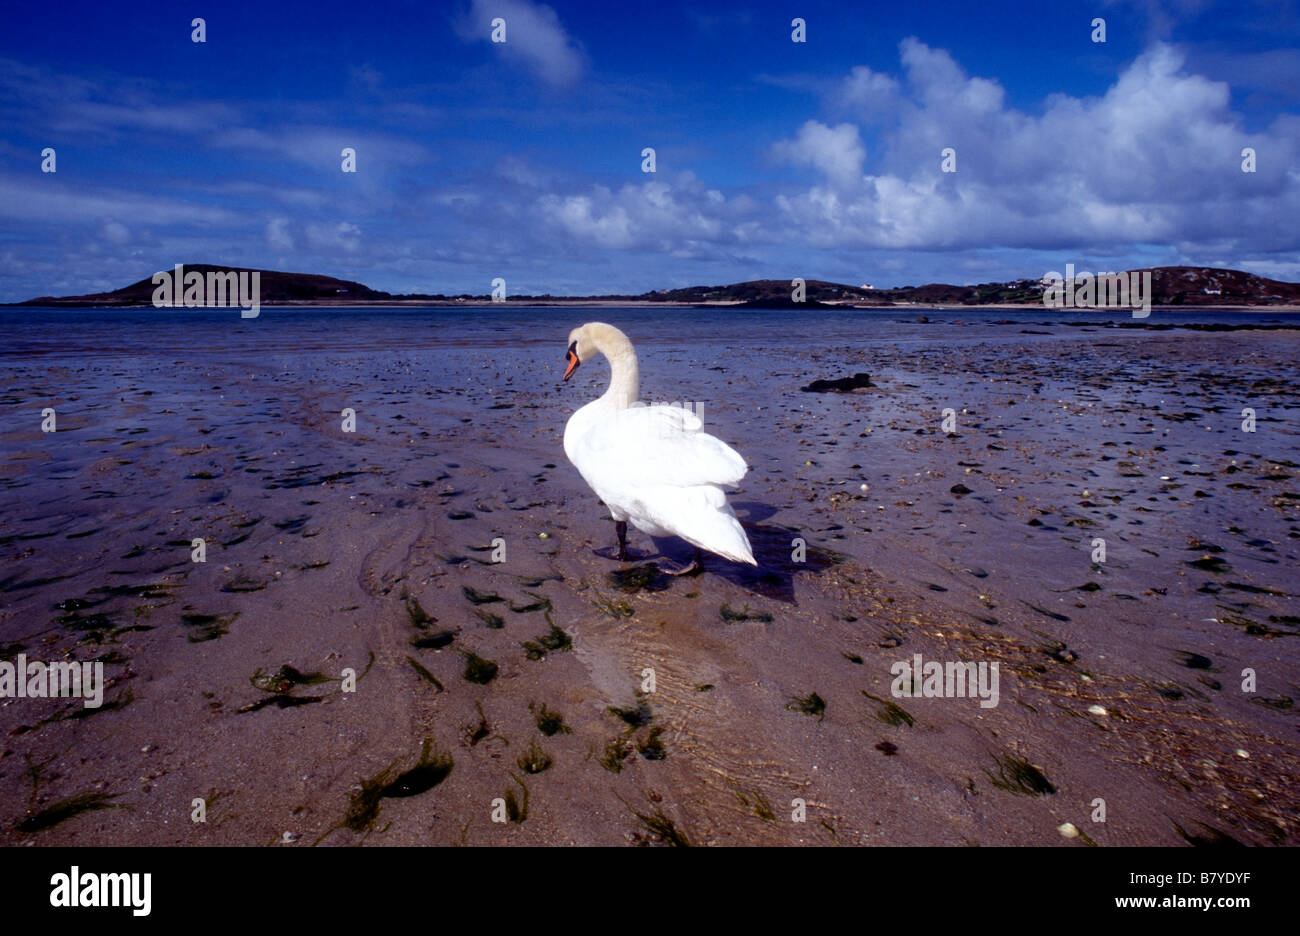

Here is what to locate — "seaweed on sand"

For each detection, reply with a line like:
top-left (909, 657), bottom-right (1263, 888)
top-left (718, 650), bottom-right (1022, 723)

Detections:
top-left (461, 650), bottom-right (499, 684)
top-left (599, 738), bottom-right (632, 773)
top-left (522, 618), bottom-right (572, 660)
top-left (517, 740), bottom-right (552, 774)
top-left (785, 692), bottom-right (826, 721)
top-left (636, 725), bottom-right (667, 760)
top-left (503, 774), bottom-right (529, 823)
top-left (986, 753), bottom-right (1057, 796)
top-left (407, 657), bottom-right (444, 691)
top-left (734, 789), bottom-right (776, 822)
top-left (720, 603), bottom-right (773, 623)
top-left (344, 738), bottom-right (454, 834)
top-left (405, 596), bottom-right (436, 628)
top-left (607, 564), bottom-right (669, 594)
top-left (607, 701), bottom-right (652, 728)
top-left (16, 792), bottom-right (124, 833)
top-left (623, 799), bottom-right (690, 847)
top-left (861, 691), bottom-right (915, 727)
top-left (530, 702), bottom-right (571, 736)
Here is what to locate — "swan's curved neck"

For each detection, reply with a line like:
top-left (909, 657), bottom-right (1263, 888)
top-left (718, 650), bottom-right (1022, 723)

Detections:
top-left (597, 330), bottom-right (639, 409)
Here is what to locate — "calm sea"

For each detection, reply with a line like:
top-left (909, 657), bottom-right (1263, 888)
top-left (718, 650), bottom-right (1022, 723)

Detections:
top-left (1, 305), bottom-right (1293, 359)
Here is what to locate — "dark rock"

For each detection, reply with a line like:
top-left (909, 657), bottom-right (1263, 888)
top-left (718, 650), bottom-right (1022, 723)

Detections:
top-left (800, 372), bottom-right (873, 393)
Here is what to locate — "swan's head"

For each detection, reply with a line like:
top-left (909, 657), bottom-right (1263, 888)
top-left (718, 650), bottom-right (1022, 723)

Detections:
top-left (563, 322), bottom-right (627, 381)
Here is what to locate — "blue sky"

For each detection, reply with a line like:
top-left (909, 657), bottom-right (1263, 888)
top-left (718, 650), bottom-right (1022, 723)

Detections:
top-left (1, 0), bottom-right (1297, 299)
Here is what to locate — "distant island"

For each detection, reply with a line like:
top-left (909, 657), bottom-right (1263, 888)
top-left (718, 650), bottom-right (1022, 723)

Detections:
top-left (11, 264), bottom-right (1300, 308)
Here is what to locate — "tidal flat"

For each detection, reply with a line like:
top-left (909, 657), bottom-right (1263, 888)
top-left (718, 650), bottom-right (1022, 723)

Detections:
top-left (0, 305), bottom-right (1296, 845)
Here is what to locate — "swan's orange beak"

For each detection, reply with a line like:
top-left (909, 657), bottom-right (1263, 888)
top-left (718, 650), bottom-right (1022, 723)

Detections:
top-left (563, 345), bottom-right (580, 381)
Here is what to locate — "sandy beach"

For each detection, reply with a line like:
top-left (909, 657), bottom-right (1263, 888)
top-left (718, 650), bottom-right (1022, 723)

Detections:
top-left (1, 307), bottom-right (1296, 846)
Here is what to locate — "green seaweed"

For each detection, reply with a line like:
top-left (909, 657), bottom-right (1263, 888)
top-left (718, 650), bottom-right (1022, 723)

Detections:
top-left (599, 739), bottom-right (631, 773)
top-left (1187, 555), bottom-right (1230, 574)
top-left (474, 608), bottom-right (505, 628)
top-left (607, 564), bottom-right (669, 594)
top-left (522, 621), bottom-right (572, 660)
top-left (734, 790), bottom-right (776, 822)
top-left (530, 702), bottom-right (571, 736)
top-left (406, 596), bottom-right (435, 628)
top-left (629, 804), bottom-right (690, 846)
top-left (344, 738), bottom-right (454, 833)
top-left (464, 702), bottom-right (491, 746)
top-left (462, 586), bottom-right (503, 605)
top-left (411, 629), bottom-right (456, 650)
top-left (861, 691), bottom-right (915, 727)
top-left (986, 753), bottom-right (1057, 796)
top-left (237, 694), bottom-right (323, 714)
top-left (517, 740), bottom-right (553, 774)
top-left (785, 692), bottom-right (826, 721)
top-left (221, 574), bottom-right (266, 593)
top-left (720, 602), bottom-right (773, 623)
top-left (407, 657), bottom-right (444, 691)
top-left (251, 664), bottom-right (330, 694)
top-left (608, 702), bottom-right (652, 728)
top-left (636, 725), bottom-right (667, 760)
top-left (462, 651), bottom-right (499, 685)
top-left (63, 689), bottom-right (134, 721)
top-left (509, 593), bottom-right (552, 613)
top-left (503, 774), bottom-right (529, 823)
top-left (591, 591), bottom-right (634, 618)
top-left (181, 611), bottom-right (238, 642)
top-left (16, 792), bottom-right (123, 833)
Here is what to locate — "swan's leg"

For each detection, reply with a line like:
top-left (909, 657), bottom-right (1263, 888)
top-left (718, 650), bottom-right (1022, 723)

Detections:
top-left (663, 546), bottom-right (703, 577)
top-left (615, 520), bottom-right (629, 562)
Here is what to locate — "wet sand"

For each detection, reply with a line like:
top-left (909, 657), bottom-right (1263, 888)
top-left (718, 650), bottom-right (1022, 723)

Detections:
top-left (1, 312), bottom-right (1297, 846)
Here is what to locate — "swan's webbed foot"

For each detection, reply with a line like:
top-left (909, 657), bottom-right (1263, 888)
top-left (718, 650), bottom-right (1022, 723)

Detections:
top-left (662, 547), bottom-right (704, 577)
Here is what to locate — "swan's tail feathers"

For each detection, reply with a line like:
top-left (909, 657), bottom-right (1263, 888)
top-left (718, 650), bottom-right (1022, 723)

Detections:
top-left (673, 487), bottom-right (756, 566)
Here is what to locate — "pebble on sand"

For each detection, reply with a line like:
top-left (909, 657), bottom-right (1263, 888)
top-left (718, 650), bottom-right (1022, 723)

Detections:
top-left (1087, 705), bottom-right (1107, 716)
top-left (1057, 822), bottom-right (1080, 838)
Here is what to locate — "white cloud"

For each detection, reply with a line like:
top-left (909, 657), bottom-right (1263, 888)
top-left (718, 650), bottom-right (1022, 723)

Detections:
top-left (305, 221), bottom-right (361, 253)
top-left (455, 0), bottom-right (584, 88)
top-left (773, 40), bottom-right (1300, 253)
top-left (100, 220), bottom-right (129, 245)
top-left (771, 121), bottom-right (866, 190)
top-left (266, 218), bottom-right (294, 250)
top-left (537, 173), bottom-right (734, 251)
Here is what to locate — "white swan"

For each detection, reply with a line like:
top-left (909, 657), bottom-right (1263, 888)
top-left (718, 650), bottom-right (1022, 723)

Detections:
top-left (562, 322), bottom-right (756, 572)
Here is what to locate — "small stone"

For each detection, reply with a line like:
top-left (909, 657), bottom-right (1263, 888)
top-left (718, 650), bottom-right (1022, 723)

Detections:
top-left (538, 532), bottom-right (549, 539)
top-left (1088, 705), bottom-right (1107, 716)
top-left (1057, 822), bottom-right (1080, 838)
top-left (1235, 749), bottom-right (1249, 759)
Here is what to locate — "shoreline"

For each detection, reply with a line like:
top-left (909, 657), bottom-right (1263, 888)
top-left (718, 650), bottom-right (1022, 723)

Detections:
top-left (7, 299), bottom-right (1300, 312)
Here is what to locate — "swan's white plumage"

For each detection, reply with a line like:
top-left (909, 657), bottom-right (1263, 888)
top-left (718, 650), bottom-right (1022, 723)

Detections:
top-left (563, 323), bottom-right (756, 566)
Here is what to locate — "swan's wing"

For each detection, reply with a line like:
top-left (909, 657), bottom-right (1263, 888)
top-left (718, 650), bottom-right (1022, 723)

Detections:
top-left (573, 404), bottom-right (748, 489)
